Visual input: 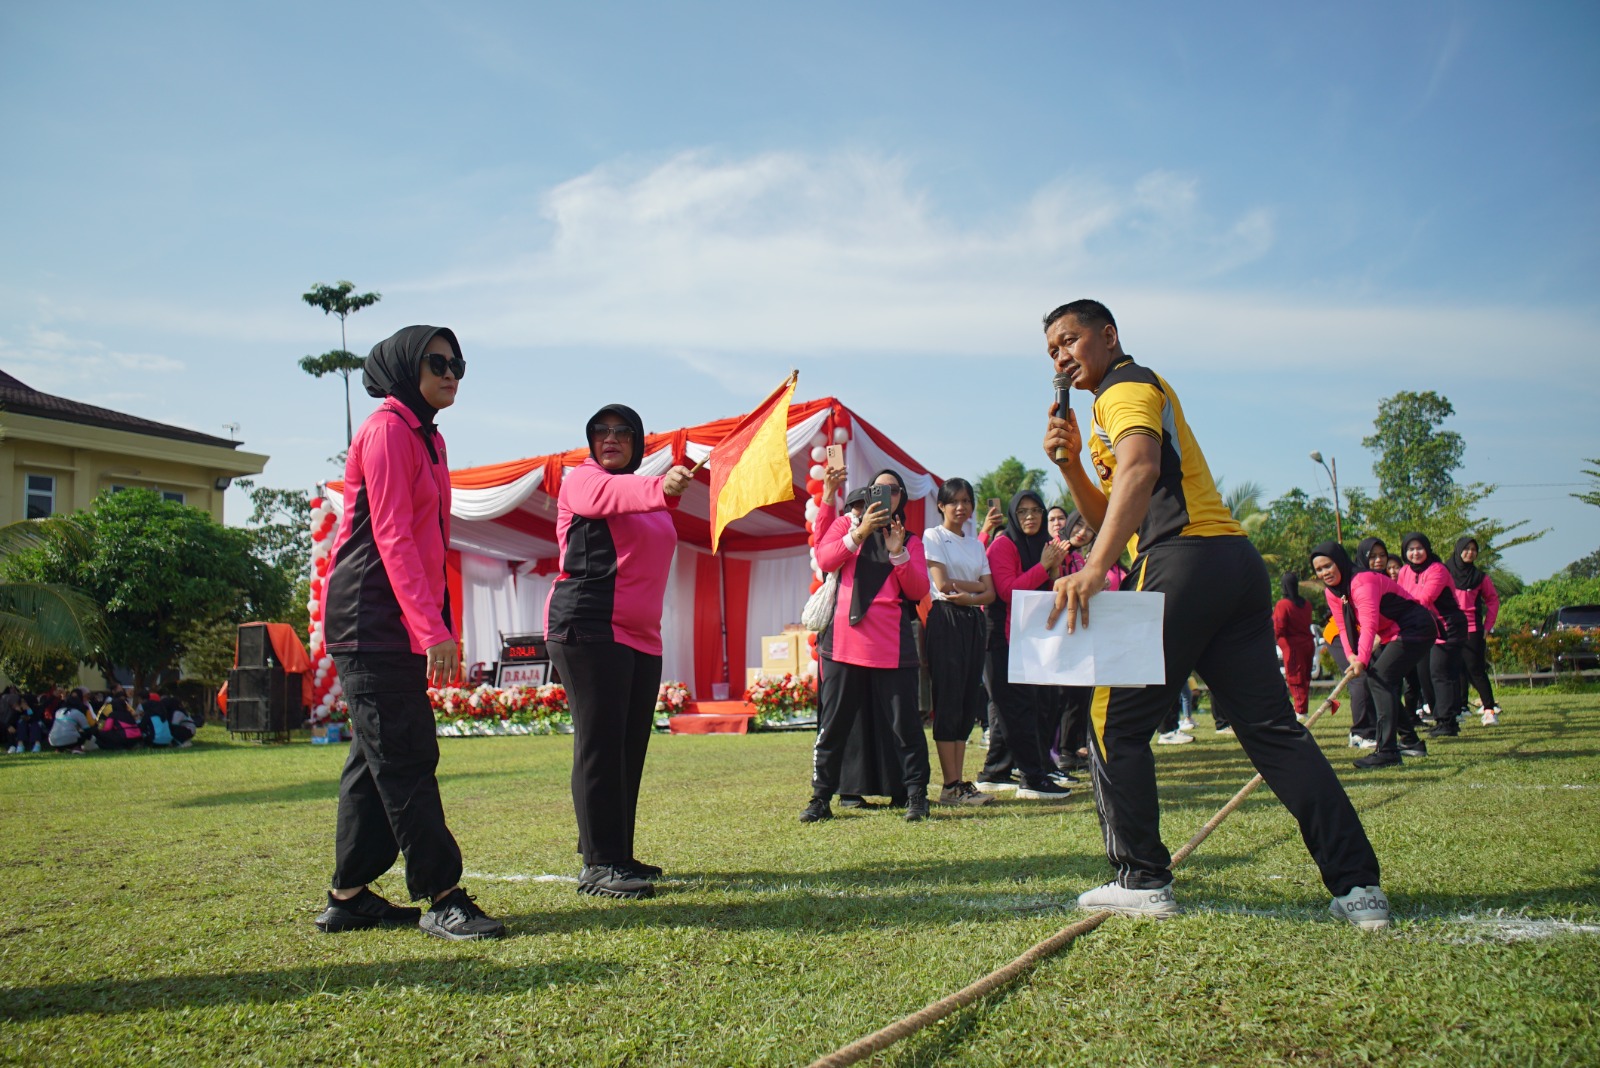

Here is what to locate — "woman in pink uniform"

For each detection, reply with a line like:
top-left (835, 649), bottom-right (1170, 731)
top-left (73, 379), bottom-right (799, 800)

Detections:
top-left (1448, 536), bottom-right (1502, 725)
top-left (801, 468), bottom-right (933, 824)
top-left (545, 404), bottom-right (693, 899)
top-left (1395, 532), bottom-right (1469, 738)
top-left (1310, 541), bottom-right (1437, 769)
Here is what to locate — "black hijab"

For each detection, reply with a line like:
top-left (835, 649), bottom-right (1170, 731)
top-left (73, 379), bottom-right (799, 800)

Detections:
top-left (362, 325), bottom-right (461, 438)
top-left (1448, 536), bottom-right (1486, 590)
top-left (1000, 490), bottom-right (1050, 574)
top-left (584, 403), bottom-right (647, 475)
top-left (1356, 537), bottom-right (1388, 578)
top-left (1400, 532), bottom-right (1438, 574)
top-left (849, 469), bottom-right (911, 626)
top-left (1280, 571), bottom-right (1305, 606)
top-left (1310, 540), bottom-right (1360, 646)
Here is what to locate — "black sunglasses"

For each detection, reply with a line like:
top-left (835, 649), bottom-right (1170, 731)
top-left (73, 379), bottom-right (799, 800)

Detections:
top-left (589, 423), bottom-right (636, 441)
top-left (425, 353), bottom-right (466, 380)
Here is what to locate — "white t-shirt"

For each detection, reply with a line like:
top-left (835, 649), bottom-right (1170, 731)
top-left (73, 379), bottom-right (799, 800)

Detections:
top-left (922, 524), bottom-right (991, 601)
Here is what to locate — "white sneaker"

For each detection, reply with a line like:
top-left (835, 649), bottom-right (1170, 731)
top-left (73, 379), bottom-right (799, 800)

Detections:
top-left (973, 778), bottom-right (1017, 793)
top-left (31, 743), bottom-right (40, 753)
top-left (1016, 778), bottom-right (1072, 800)
top-left (1078, 880), bottom-right (1179, 919)
top-left (1356, 736), bottom-right (1378, 750)
top-left (1178, 716), bottom-right (1196, 731)
top-left (1296, 713), bottom-right (1308, 725)
top-left (1481, 709), bottom-right (1499, 726)
top-left (1215, 725), bottom-right (1235, 736)
top-left (1157, 730), bottom-right (1194, 745)
top-left (978, 729), bottom-right (990, 748)
top-left (1347, 732), bottom-right (1363, 747)
top-left (1330, 885), bottom-right (1391, 930)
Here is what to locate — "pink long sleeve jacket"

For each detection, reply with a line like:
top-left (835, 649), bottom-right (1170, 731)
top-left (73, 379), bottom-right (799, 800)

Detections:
top-left (1324, 572), bottom-right (1438, 667)
top-left (544, 458), bottom-right (680, 656)
top-left (325, 396), bottom-right (456, 656)
top-left (814, 501), bottom-right (930, 669)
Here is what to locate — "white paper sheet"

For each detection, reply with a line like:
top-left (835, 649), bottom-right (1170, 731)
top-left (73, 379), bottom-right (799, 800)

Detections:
top-left (1007, 589), bottom-right (1166, 686)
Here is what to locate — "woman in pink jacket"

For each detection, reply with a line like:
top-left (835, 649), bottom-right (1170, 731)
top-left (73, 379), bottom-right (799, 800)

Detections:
top-left (1395, 532), bottom-right (1469, 738)
top-left (320, 326), bottom-right (505, 941)
top-left (1310, 541), bottom-right (1437, 769)
top-left (545, 404), bottom-right (693, 899)
top-left (1448, 536), bottom-right (1502, 725)
top-left (801, 468), bottom-right (933, 824)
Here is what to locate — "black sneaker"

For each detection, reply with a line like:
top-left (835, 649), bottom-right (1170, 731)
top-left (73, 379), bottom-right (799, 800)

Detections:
top-left (313, 887), bottom-right (423, 933)
top-left (799, 797), bottom-right (833, 823)
top-left (1398, 738), bottom-right (1428, 758)
top-left (1016, 776), bottom-right (1072, 800)
top-left (837, 795), bottom-right (880, 810)
top-left (577, 864), bottom-right (655, 899)
top-left (624, 859), bottom-right (663, 880)
top-left (1427, 722), bottom-right (1459, 738)
top-left (419, 888), bottom-right (507, 940)
top-left (1353, 751), bottom-right (1403, 769)
top-left (904, 787), bottom-right (929, 822)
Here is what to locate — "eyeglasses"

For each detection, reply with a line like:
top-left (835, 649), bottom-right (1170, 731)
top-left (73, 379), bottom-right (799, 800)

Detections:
top-left (1016, 508), bottom-right (1045, 518)
top-left (425, 353), bottom-right (466, 380)
top-left (589, 424), bottom-right (636, 442)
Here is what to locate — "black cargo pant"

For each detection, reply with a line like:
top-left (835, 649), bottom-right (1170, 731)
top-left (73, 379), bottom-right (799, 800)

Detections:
top-left (812, 660), bottom-right (929, 798)
top-left (332, 652), bottom-right (462, 902)
top-left (1329, 641), bottom-right (1375, 738)
top-left (985, 645), bottom-right (1052, 784)
top-left (547, 640), bottom-right (661, 867)
top-left (1460, 631), bottom-right (1497, 710)
top-left (1084, 537), bottom-right (1380, 896)
top-left (1362, 640), bottom-right (1430, 755)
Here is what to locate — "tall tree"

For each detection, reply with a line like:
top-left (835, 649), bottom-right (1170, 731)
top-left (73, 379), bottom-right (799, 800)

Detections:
top-left (975, 457), bottom-right (1047, 512)
top-left (235, 478), bottom-right (312, 582)
top-left (1, 490), bottom-right (290, 691)
top-left (299, 280), bottom-right (381, 446)
top-left (0, 518), bottom-right (105, 683)
top-left (1362, 391), bottom-right (1465, 521)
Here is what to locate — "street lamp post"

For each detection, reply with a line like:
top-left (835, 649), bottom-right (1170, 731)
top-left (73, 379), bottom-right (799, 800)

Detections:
top-left (1309, 451), bottom-right (1343, 544)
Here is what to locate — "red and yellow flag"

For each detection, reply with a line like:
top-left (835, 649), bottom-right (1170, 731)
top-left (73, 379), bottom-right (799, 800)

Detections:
top-left (708, 371), bottom-right (798, 553)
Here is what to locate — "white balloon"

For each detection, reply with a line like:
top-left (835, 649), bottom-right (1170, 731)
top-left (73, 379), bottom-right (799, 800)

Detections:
top-left (833, 427), bottom-right (849, 443)
top-left (807, 464), bottom-right (825, 480)
top-left (809, 432), bottom-right (826, 448)
top-left (809, 445), bottom-right (827, 462)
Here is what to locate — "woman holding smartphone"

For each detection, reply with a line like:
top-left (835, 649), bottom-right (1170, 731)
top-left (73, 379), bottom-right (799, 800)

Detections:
top-left (802, 468), bottom-right (932, 823)
top-left (545, 404), bottom-right (694, 900)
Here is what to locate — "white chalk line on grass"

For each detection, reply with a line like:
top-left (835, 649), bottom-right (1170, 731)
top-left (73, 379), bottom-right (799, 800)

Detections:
top-left (463, 870), bottom-right (579, 884)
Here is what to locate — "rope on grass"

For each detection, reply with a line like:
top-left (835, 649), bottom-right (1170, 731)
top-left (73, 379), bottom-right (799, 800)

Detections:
top-left (806, 670), bottom-right (1357, 1068)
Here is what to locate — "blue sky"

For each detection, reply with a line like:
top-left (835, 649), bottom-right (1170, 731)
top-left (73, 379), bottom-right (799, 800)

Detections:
top-left (3, 1), bottom-right (1596, 579)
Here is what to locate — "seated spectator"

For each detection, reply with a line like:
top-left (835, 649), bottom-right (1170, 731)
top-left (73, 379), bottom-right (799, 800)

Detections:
top-left (140, 693), bottom-right (175, 748)
top-left (6, 691), bottom-right (45, 753)
top-left (96, 689), bottom-right (143, 751)
top-left (164, 696), bottom-right (197, 748)
top-left (48, 694), bottom-right (92, 753)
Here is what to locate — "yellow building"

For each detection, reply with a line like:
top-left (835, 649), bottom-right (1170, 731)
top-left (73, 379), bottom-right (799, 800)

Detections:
top-left (0, 370), bottom-right (268, 523)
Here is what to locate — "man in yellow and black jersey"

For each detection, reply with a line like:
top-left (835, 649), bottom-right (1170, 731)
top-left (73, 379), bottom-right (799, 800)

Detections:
top-left (1040, 298), bottom-right (1389, 930)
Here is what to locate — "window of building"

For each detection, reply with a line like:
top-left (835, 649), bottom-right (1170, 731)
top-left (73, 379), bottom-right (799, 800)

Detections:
top-left (26, 474), bottom-right (55, 519)
top-left (109, 484), bottom-right (126, 495)
top-left (162, 491), bottom-right (185, 505)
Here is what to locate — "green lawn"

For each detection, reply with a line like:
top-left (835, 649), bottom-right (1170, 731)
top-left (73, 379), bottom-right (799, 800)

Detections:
top-left (2, 692), bottom-right (1597, 1067)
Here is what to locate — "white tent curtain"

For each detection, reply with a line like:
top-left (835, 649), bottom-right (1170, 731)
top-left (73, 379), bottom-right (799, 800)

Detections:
top-left (460, 552), bottom-right (519, 671)
top-left (659, 544), bottom-right (700, 688)
top-left (452, 466), bottom-right (545, 520)
top-left (743, 552), bottom-right (816, 675)
top-left (513, 568), bottom-right (555, 638)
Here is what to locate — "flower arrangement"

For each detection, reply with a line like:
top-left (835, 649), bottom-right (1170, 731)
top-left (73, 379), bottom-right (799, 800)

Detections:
top-left (743, 672), bottom-right (818, 728)
top-left (655, 680), bottom-right (692, 727)
top-left (427, 683), bottom-right (571, 736)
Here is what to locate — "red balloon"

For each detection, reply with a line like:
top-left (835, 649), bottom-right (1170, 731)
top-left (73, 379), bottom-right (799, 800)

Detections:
top-left (310, 497), bottom-right (325, 511)
top-left (809, 577), bottom-right (823, 593)
top-left (805, 478), bottom-right (822, 496)
top-left (314, 557), bottom-right (328, 574)
top-left (807, 632), bottom-right (817, 646)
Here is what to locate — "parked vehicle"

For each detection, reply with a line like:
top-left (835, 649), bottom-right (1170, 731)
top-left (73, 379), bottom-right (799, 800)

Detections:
top-left (1536, 604), bottom-right (1600, 671)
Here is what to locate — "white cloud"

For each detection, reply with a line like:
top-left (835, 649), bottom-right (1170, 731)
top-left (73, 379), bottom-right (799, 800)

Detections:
top-left (0, 327), bottom-right (185, 395)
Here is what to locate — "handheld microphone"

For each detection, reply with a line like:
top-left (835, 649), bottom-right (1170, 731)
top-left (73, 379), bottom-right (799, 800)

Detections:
top-left (1052, 371), bottom-right (1073, 461)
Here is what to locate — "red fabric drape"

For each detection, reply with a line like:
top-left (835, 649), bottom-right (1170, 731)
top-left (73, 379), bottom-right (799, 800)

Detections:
top-left (721, 556), bottom-right (752, 691)
top-left (446, 550), bottom-right (464, 651)
top-left (693, 552), bottom-right (723, 698)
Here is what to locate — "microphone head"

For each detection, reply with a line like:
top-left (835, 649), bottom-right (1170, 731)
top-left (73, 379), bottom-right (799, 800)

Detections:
top-left (1053, 371), bottom-right (1072, 390)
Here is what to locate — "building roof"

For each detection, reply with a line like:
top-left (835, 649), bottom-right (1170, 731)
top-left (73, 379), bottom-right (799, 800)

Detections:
top-left (0, 369), bottom-right (242, 449)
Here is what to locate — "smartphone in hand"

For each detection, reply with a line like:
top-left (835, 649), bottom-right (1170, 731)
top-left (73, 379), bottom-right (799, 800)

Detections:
top-left (989, 497), bottom-right (1003, 516)
top-left (869, 483), bottom-right (896, 513)
top-left (825, 444), bottom-right (845, 478)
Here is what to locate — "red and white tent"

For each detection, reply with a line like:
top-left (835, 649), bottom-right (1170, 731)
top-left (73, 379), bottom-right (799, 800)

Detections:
top-left (315, 397), bottom-right (942, 701)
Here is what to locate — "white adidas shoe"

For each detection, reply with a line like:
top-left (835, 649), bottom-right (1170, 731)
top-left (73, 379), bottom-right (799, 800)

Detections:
top-left (1078, 880), bottom-right (1179, 919)
top-left (1329, 885), bottom-right (1391, 930)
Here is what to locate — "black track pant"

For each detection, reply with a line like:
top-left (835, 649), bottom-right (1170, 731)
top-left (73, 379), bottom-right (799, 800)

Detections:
top-left (1427, 642), bottom-right (1465, 727)
top-left (1330, 642), bottom-right (1375, 738)
top-left (1362, 641), bottom-right (1430, 755)
top-left (986, 645), bottom-right (1051, 782)
top-left (548, 640), bottom-right (660, 867)
top-left (1460, 632), bottom-right (1497, 710)
top-left (979, 655), bottom-right (1012, 779)
top-left (332, 652), bottom-right (463, 901)
top-left (1085, 537), bottom-right (1380, 896)
top-left (812, 661), bottom-right (929, 798)
top-left (927, 601), bottom-right (987, 743)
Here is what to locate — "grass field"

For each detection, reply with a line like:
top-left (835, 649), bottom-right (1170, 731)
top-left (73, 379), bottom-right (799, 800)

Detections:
top-left (3, 691), bottom-right (1597, 1067)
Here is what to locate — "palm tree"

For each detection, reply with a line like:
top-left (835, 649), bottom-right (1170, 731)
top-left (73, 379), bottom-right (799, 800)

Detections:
top-left (1219, 478), bottom-right (1268, 538)
top-left (0, 518), bottom-right (104, 665)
